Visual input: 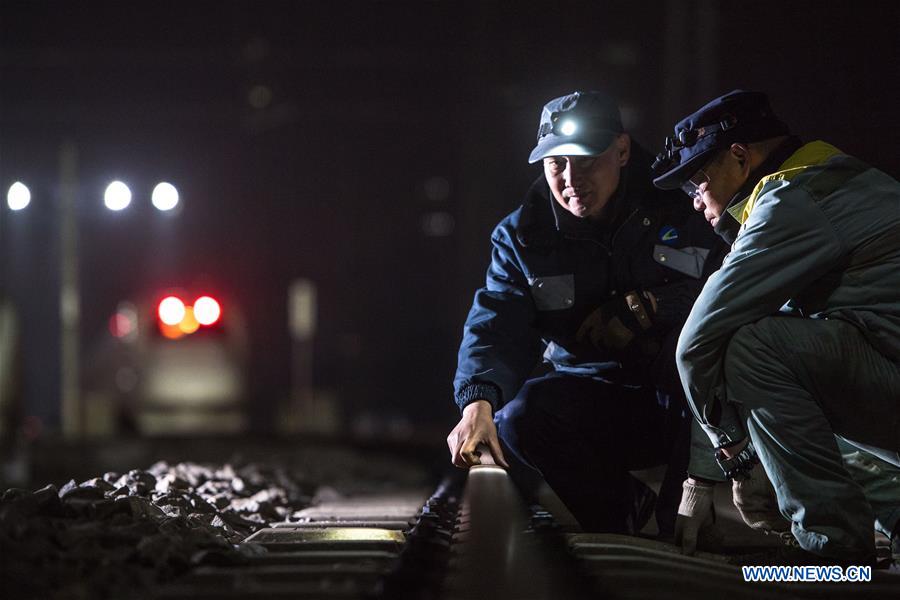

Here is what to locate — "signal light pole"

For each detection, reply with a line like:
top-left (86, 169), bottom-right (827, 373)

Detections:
top-left (6, 142), bottom-right (180, 438)
top-left (59, 141), bottom-right (81, 438)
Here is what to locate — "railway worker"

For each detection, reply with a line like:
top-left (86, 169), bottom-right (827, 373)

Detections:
top-left (447, 90), bottom-right (729, 535)
top-left (651, 89), bottom-right (900, 565)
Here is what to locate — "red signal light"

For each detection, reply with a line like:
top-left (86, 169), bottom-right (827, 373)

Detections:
top-left (158, 296), bottom-right (186, 325)
top-left (194, 296), bottom-right (221, 326)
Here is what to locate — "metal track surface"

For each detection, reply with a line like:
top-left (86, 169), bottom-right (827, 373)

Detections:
top-left (151, 464), bottom-right (899, 599)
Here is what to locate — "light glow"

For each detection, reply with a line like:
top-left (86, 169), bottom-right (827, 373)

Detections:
top-left (109, 312), bottom-right (135, 338)
top-left (160, 322), bottom-right (185, 339)
top-left (178, 306), bottom-right (200, 334)
top-left (104, 181), bottom-right (132, 211)
top-left (109, 303), bottom-right (139, 342)
top-left (152, 182), bottom-right (179, 211)
top-left (560, 120), bottom-right (577, 136)
top-left (194, 296), bottom-right (221, 326)
top-left (158, 296), bottom-right (186, 325)
top-left (7, 182), bottom-right (31, 210)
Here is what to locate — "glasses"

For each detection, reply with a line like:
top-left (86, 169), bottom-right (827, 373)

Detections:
top-left (680, 168), bottom-right (710, 200)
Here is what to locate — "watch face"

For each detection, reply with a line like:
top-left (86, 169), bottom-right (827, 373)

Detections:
top-left (716, 444), bottom-right (759, 480)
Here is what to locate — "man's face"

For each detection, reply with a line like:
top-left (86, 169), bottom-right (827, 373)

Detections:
top-left (685, 151), bottom-right (745, 228)
top-left (543, 134), bottom-right (629, 221)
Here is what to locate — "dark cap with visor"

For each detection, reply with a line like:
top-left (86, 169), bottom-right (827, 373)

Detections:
top-left (651, 90), bottom-right (790, 190)
top-left (528, 91), bottom-right (624, 164)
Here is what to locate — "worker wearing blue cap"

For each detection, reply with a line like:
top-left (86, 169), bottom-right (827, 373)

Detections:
top-left (448, 91), bottom-right (729, 536)
top-left (653, 89), bottom-right (900, 564)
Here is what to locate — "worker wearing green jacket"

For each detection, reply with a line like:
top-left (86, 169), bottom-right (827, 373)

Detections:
top-left (652, 90), bottom-right (900, 565)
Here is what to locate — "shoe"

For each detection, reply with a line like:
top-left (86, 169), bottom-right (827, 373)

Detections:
top-left (875, 530), bottom-right (900, 572)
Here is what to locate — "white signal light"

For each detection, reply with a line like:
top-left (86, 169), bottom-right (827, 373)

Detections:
top-left (7, 182), bottom-right (31, 210)
top-left (152, 182), bottom-right (179, 211)
top-left (194, 296), bottom-right (221, 325)
top-left (104, 181), bottom-right (132, 211)
top-left (158, 296), bottom-right (186, 325)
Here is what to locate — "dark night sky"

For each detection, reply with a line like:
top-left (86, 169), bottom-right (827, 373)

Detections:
top-left (1, 0), bottom-right (898, 433)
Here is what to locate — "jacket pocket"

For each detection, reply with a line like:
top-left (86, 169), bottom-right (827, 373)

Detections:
top-left (652, 245), bottom-right (710, 279)
top-left (528, 274), bottom-right (575, 311)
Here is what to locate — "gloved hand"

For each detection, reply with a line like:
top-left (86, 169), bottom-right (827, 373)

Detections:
top-left (675, 478), bottom-right (722, 555)
top-left (732, 461), bottom-right (791, 532)
top-left (576, 290), bottom-right (657, 351)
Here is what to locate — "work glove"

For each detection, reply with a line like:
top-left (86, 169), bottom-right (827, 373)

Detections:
top-left (576, 290), bottom-right (657, 353)
top-left (732, 461), bottom-right (791, 533)
top-left (675, 478), bottom-right (722, 555)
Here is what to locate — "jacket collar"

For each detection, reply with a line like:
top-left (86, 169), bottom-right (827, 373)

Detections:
top-left (724, 138), bottom-right (847, 225)
top-left (723, 136), bottom-right (803, 224)
top-left (736, 140), bottom-right (843, 224)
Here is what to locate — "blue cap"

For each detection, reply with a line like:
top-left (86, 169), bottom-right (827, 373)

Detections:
top-left (528, 91), bottom-right (624, 164)
top-left (651, 90), bottom-right (789, 189)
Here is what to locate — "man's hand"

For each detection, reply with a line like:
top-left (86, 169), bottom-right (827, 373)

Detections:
top-left (732, 462), bottom-right (791, 532)
top-left (447, 400), bottom-right (509, 469)
top-left (675, 478), bottom-right (722, 555)
top-left (577, 290), bottom-right (657, 351)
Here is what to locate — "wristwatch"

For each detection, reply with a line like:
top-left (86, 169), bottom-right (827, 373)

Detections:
top-left (715, 441), bottom-right (760, 481)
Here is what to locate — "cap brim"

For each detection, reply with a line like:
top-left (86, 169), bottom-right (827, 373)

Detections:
top-left (651, 146), bottom-right (717, 190)
top-left (528, 132), bottom-right (617, 164)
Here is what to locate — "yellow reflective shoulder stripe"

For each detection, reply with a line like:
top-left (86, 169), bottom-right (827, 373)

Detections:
top-left (726, 196), bottom-right (751, 223)
top-left (739, 141), bottom-right (846, 224)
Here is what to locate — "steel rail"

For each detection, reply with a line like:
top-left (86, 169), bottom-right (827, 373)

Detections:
top-left (442, 450), bottom-right (590, 600)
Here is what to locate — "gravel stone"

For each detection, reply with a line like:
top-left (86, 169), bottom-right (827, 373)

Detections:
top-left (1, 460), bottom-right (320, 599)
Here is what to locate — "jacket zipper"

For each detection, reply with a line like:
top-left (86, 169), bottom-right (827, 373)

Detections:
top-left (562, 208), bottom-right (641, 254)
top-left (609, 208), bottom-right (641, 254)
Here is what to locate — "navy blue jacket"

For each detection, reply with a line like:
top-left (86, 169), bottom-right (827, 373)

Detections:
top-left (453, 145), bottom-right (728, 412)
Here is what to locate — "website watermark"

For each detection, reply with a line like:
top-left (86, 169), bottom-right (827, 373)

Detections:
top-left (742, 565), bottom-right (872, 583)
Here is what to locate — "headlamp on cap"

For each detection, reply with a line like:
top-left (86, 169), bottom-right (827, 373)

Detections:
top-left (652, 90), bottom-right (790, 190)
top-left (528, 91), bottom-right (623, 163)
top-left (537, 112), bottom-right (583, 139)
top-left (559, 119), bottom-right (577, 136)
top-left (651, 114), bottom-right (738, 174)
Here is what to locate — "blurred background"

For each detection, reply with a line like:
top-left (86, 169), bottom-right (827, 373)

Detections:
top-left (1, 1), bottom-right (898, 468)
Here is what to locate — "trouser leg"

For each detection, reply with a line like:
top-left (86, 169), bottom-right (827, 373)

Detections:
top-left (655, 397), bottom-right (691, 537)
top-left (837, 437), bottom-right (900, 538)
top-left (724, 316), bottom-right (900, 562)
top-left (495, 373), bottom-right (632, 532)
top-left (493, 435), bottom-right (545, 505)
top-left (494, 372), bottom-right (678, 533)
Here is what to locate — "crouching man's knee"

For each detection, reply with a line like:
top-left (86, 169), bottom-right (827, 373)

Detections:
top-left (493, 391), bottom-right (551, 456)
top-left (722, 318), bottom-right (790, 409)
top-left (493, 399), bottom-right (528, 450)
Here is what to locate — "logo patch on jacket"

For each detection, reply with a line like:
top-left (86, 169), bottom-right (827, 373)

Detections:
top-left (658, 225), bottom-right (679, 246)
